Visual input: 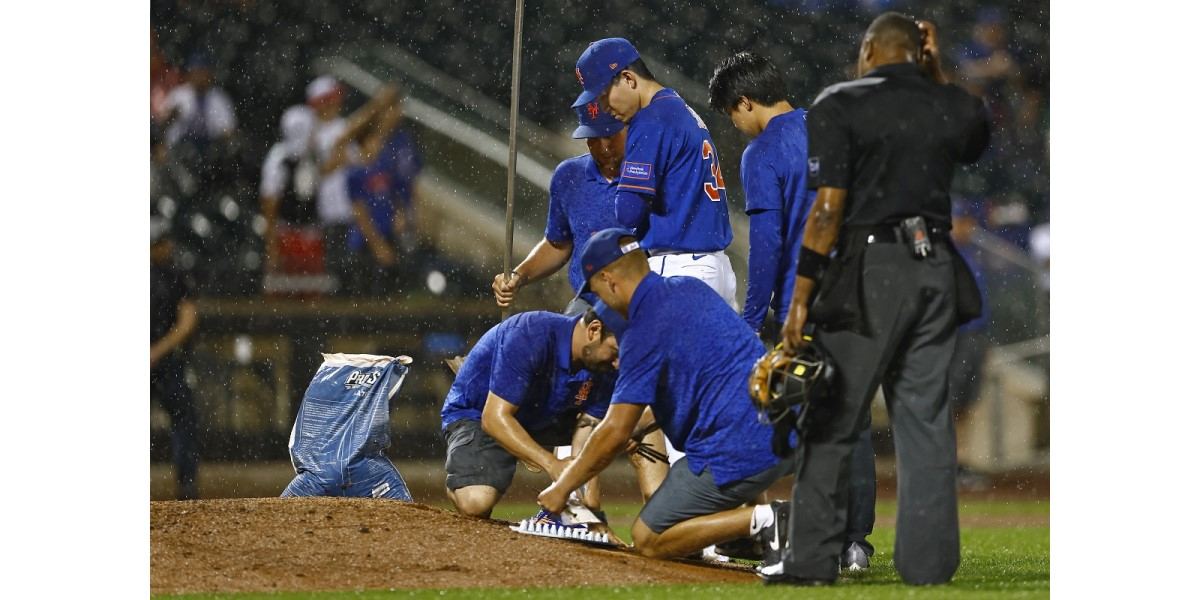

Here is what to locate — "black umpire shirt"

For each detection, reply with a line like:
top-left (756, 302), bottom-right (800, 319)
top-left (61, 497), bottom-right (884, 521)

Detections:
top-left (805, 62), bottom-right (990, 228)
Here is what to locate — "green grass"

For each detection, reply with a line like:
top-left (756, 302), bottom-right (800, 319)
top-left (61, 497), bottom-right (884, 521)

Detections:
top-left (160, 498), bottom-right (1048, 600)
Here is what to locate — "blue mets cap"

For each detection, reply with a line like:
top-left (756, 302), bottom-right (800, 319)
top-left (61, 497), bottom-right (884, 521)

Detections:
top-left (576, 227), bottom-right (641, 296)
top-left (572, 38), bottom-right (640, 108)
top-left (572, 101), bottom-right (625, 139)
top-left (590, 299), bottom-right (628, 342)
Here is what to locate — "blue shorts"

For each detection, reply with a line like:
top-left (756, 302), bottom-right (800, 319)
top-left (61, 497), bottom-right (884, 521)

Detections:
top-left (282, 456), bottom-right (412, 500)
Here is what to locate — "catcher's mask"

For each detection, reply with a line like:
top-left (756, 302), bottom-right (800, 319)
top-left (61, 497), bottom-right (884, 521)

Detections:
top-left (749, 340), bottom-right (837, 423)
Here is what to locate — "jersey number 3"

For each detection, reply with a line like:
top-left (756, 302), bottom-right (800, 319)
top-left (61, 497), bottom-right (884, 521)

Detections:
top-left (701, 140), bottom-right (726, 202)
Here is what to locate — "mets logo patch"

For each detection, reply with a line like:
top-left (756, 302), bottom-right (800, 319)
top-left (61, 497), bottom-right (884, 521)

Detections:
top-left (622, 161), bottom-right (652, 180)
top-left (587, 102), bottom-right (600, 120)
top-left (574, 380), bottom-right (593, 405)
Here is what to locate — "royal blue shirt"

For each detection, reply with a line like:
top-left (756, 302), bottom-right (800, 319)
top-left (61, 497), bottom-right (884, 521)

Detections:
top-left (611, 273), bottom-right (779, 485)
top-left (346, 129), bottom-right (423, 252)
top-left (616, 89), bottom-right (733, 254)
top-left (741, 109), bottom-right (818, 333)
top-left (440, 311), bottom-right (612, 433)
top-left (544, 154), bottom-right (620, 304)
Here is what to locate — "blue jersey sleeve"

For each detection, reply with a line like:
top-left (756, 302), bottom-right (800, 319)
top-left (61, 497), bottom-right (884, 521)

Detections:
top-left (741, 147), bottom-right (783, 215)
top-left (488, 327), bottom-right (544, 406)
top-left (611, 336), bottom-right (660, 407)
top-left (741, 147), bottom-right (784, 332)
top-left (544, 165), bottom-right (572, 243)
top-left (744, 209), bottom-right (783, 333)
top-left (617, 124), bottom-right (664, 197)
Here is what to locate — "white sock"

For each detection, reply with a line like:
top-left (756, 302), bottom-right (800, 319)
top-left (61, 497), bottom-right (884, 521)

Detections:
top-left (749, 504), bottom-right (774, 535)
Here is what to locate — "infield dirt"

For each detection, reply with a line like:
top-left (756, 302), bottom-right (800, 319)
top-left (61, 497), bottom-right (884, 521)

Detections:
top-left (150, 497), bottom-right (756, 595)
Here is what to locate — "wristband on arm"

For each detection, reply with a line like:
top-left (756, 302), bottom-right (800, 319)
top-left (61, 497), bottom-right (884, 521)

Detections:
top-left (795, 246), bottom-right (830, 281)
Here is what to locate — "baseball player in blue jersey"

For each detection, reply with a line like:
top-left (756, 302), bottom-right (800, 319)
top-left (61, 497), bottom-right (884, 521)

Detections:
top-left (492, 102), bottom-right (626, 314)
top-left (709, 51), bottom-right (878, 571)
top-left (571, 38), bottom-right (737, 309)
top-left (441, 304), bottom-right (625, 518)
top-left (538, 229), bottom-right (794, 562)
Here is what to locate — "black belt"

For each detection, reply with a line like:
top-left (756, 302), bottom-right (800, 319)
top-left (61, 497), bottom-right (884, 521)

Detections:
top-left (860, 223), bottom-right (951, 245)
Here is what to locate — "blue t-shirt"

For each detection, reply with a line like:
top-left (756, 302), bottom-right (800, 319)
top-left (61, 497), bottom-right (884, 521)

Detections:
top-left (617, 89), bottom-right (733, 254)
top-left (741, 109), bottom-right (818, 332)
top-left (611, 273), bottom-right (779, 485)
top-left (544, 154), bottom-right (620, 304)
top-left (346, 129), bottom-right (423, 252)
top-left (440, 311), bottom-right (613, 434)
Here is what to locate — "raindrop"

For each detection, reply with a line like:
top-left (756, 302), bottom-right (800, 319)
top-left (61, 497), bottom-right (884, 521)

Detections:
top-left (251, 215), bottom-right (267, 236)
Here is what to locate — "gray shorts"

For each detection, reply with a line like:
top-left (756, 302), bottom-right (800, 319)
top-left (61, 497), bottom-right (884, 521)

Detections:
top-left (638, 453), bottom-right (798, 534)
top-left (443, 417), bottom-right (576, 492)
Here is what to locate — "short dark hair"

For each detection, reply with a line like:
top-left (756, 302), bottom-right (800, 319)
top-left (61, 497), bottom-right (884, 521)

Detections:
top-left (707, 52), bottom-right (788, 113)
top-left (865, 11), bottom-right (921, 56)
top-left (582, 308), bottom-right (614, 340)
top-left (611, 58), bottom-right (656, 87)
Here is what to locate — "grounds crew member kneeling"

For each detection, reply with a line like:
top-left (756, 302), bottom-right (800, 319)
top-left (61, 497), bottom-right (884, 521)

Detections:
top-left (771, 13), bottom-right (990, 586)
top-left (538, 228), bottom-right (795, 561)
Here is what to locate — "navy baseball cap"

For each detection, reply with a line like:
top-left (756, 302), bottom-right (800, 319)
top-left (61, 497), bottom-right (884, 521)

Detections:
top-left (576, 227), bottom-right (641, 296)
top-left (590, 299), bottom-right (628, 342)
top-left (572, 38), bottom-right (640, 108)
top-left (572, 101), bottom-right (625, 139)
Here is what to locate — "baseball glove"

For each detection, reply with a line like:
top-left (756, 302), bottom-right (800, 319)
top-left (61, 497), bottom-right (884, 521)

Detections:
top-left (748, 340), bottom-right (837, 421)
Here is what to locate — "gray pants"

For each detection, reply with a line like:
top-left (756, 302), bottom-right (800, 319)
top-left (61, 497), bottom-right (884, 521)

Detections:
top-left (785, 242), bottom-right (960, 584)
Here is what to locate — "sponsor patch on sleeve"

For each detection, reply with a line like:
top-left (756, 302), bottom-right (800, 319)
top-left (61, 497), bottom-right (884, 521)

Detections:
top-left (622, 161), bottom-right (653, 181)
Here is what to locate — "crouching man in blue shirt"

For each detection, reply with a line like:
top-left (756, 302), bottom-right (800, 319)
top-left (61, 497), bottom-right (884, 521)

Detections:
top-left (538, 228), bottom-right (795, 561)
top-left (441, 303), bottom-right (625, 518)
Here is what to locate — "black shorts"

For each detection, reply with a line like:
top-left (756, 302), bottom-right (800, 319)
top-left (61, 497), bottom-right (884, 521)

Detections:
top-left (443, 416), bottom-right (578, 492)
top-left (637, 453), bottom-right (798, 534)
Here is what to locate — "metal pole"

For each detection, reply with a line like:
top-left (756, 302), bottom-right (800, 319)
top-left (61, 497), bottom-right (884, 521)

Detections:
top-left (502, 0), bottom-right (526, 320)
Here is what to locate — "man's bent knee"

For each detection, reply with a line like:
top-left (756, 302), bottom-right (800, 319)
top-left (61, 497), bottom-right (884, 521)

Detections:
top-left (448, 485), bottom-right (500, 518)
top-left (631, 518), bottom-right (668, 558)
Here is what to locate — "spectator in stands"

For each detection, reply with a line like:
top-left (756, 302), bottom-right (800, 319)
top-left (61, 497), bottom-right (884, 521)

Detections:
top-left (161, 53), bottom-right (237, 152)
top-left (150, 29), bottom-right (180, 126)
top-left (151, 217), bottom-right (201, 500)
top-left (260, 105), bottom-right (319, 274)
top-left (308, 77), bottom-right (398, 294)
top-left (344, 95), bottom-right (425, 296)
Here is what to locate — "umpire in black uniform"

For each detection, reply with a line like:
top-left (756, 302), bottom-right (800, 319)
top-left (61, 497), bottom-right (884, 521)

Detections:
top-left (773, 13), bottom-right (990, 585)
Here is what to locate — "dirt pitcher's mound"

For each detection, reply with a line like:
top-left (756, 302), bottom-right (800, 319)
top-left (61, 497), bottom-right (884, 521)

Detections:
top-left (151, 497), bottom-right (756, 595)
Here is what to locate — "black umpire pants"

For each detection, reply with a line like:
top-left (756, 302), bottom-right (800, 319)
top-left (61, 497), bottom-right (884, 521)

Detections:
top-left (784, 242), bottom-right (960, 584)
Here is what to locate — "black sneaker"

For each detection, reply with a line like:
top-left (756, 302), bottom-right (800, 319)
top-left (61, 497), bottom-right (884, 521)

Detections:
top-left (757, 500), bottom-right (790, 568)
top-left (759, 562), bottom-right (834, 587)
top-left (714, 535), bottom-right (764, 561)
top-left (840, 541), bottom-right (870, 571)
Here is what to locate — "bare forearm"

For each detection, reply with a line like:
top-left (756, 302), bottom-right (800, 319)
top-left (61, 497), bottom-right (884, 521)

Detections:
top-left (512, 238), bottom-right (571, 286)
top-left (573, 415), bottom-right (603, 508)
top-left (483, 408), bottom-right (556, 471)
top-left (556, 417), bottom-right (629, 493)
top-left (151, 300), bottom-right (198, 361)
top-left (351, 203), bottom-right (387, 247)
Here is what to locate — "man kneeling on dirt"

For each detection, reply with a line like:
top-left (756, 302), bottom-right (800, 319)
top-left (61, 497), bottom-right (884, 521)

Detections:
top-left (538, 229), bottom-right (794, 561)
top-left (442, 301), bottom-right (654, 521)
